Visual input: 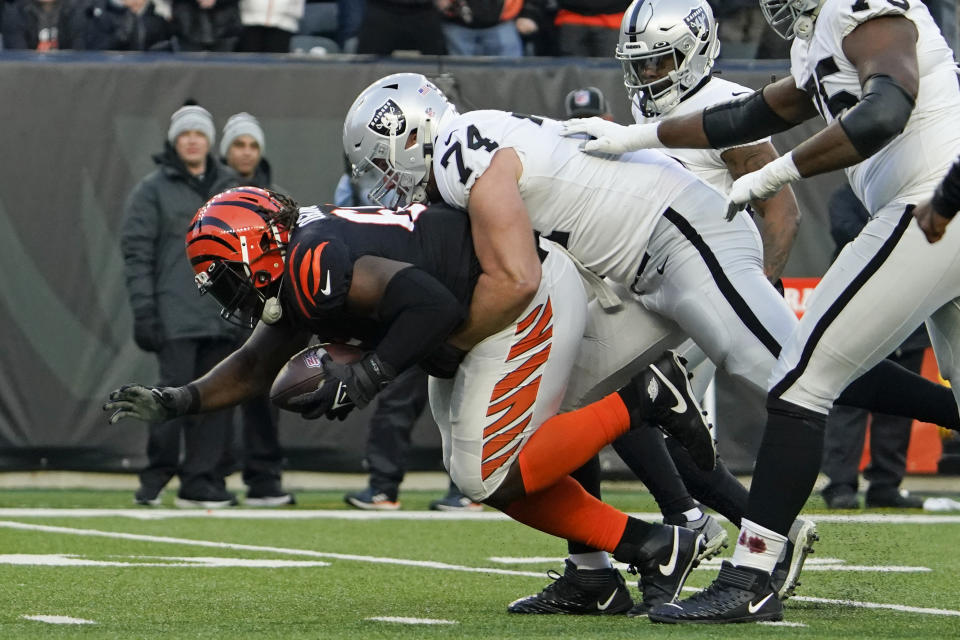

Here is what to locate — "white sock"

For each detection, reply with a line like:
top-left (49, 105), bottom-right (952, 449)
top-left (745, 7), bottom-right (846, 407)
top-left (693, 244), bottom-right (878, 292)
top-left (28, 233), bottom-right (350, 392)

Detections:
top-left (683, 507), bottom-right (704, 523)
top-left (730, 518), bottom-right (786, 574)
top-left (569, 551), bottom-right (612, 571)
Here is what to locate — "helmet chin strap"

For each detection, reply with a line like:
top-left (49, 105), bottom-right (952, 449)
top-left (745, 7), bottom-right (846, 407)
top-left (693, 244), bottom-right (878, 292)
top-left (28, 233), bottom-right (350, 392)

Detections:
top-left (794, 0), bottom-right (825, 40)
top-left (410, 116), bottom-right (435, 204)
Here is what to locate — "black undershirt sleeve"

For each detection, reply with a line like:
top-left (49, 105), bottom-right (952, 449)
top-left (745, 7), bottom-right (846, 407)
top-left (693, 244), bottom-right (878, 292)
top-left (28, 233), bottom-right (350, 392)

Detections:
top-left (373, 266), bottom-right (467, 373)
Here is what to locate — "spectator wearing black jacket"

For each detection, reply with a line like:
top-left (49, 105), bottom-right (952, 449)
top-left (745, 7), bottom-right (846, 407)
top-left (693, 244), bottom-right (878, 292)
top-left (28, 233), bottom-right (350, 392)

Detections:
top-left (553, 0), bottom-right (630, 57)
top-left (169, 0), bottom-right (241, 51)
top-left (121, 103), bottom-right (242, 508)
top-left (1, 0), bottom-right (88, 49)
top-left (84, 0), bottom-right (170, 50)
top-left (357, 0), bottom-right (444, 55)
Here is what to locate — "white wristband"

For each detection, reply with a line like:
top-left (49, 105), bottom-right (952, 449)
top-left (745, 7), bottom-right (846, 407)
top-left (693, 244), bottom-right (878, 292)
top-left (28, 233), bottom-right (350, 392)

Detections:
top-left (625, 123), bottom-right (664, 150)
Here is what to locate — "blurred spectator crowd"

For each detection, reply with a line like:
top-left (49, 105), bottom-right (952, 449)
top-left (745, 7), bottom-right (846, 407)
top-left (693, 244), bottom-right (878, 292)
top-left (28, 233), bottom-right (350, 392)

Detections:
top-left (7, 0), bottom-right (952, 57)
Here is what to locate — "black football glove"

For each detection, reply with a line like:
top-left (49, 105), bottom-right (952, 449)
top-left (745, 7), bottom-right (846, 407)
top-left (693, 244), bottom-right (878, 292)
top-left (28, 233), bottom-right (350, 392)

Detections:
top-left (133, 310), bottom-right (163, 353)
top-left (103, 384), bottom-right (197, 424)
top-left (287, 352), bottom-right (395, 421)
top-left (420, 342), bottom-right (468, 379)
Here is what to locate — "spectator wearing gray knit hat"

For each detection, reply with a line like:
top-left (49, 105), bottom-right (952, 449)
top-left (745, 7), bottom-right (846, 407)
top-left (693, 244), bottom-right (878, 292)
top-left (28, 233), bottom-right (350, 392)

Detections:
top-left (219, 112), bottom-right (270, 186)
top-left (120, 100), bottom-right (242, 509)
top-left (217, 110), bottom-right (293, 507)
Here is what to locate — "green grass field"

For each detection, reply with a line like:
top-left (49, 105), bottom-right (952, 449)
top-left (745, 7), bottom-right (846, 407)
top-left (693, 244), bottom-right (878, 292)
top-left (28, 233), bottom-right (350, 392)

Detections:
top-left (1, 487), bottom-right (958, 639)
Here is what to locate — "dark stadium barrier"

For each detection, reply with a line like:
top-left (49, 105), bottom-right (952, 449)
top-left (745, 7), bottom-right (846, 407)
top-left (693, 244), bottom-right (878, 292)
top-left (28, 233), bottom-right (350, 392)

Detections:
top-left (0, 53), bottom-right (846, 474)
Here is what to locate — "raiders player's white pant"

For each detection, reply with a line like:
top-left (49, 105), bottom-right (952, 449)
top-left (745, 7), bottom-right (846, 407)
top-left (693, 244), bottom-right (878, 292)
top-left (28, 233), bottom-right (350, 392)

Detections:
top-left (429, 248), bottom-right (588, 502)
top-left (770, 201), bottom-right (960, 414)
top-left (633, 184), bottom-right (799, 394)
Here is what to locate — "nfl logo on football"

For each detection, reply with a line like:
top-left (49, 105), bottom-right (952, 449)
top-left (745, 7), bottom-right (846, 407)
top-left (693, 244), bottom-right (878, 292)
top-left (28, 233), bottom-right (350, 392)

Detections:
top-left (303, 350), bottom-right (323, 369)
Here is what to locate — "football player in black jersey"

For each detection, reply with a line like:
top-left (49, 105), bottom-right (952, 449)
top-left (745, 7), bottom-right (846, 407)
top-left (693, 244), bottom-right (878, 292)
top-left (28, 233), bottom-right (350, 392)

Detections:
top-left (105, 186), bottom-right (717, 611)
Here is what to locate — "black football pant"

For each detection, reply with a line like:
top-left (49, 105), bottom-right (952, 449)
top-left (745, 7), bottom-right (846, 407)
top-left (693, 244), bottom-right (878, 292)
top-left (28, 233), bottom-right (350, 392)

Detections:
top-left (139, 337), bottom-right (236, 498)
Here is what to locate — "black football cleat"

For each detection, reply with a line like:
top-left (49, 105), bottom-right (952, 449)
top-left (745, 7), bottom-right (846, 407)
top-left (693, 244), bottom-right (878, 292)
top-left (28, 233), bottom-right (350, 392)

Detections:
top-left (507, 559), bottom-right (633, 615)
top-left (615, 524), bottom-right (705, 617)
top-left (771, 517), bottom-right (818, 600)
top-left (631, 351), bottom-right (716, 471)
top-left (648, 561), bottom-right (783, 624)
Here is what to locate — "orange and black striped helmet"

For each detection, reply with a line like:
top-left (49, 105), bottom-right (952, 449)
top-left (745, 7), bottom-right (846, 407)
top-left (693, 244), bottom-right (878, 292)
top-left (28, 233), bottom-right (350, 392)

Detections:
top-left (186, 187), bottom-right (290, 327)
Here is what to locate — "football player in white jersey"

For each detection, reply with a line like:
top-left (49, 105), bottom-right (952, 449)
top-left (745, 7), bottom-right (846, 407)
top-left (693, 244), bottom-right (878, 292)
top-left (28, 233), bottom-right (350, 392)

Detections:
top-left (343, 71), bottom-right (960, 615)
top-left (513, 0), bottom-right (815, 618)
top-left (566, 0), bottom-right (960, 624)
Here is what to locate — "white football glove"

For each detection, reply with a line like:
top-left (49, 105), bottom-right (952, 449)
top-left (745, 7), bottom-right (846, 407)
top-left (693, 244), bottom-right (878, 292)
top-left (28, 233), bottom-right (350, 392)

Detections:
top-left (725, 151), bottom-right (802, 221)
top-left (561, 118), bottom-right (662, 154)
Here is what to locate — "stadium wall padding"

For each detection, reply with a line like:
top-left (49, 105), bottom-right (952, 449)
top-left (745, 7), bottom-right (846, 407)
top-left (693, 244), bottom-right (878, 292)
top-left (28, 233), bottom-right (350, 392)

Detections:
top-left (0, 53), bottom-right (846, 474)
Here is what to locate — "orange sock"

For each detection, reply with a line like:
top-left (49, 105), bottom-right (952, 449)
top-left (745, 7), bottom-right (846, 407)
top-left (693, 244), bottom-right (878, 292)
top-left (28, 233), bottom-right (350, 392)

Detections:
top-left (504, 475), bottom-right (628, 552)
top-left (517, 393), bottom-right (630, 495)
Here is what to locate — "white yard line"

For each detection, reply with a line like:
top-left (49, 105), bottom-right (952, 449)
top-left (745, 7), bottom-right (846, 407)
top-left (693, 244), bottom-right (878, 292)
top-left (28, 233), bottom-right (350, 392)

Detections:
top-left (365, 616), bottom-right (457, 625)
top-left (22, 615), bottom-right (95, 625)
top-left (0, 508), bottom-right (959, 523)
top-left (0, 520), bottom-right (544, 578)
top-left (4, 516), bottom-right (960, 619)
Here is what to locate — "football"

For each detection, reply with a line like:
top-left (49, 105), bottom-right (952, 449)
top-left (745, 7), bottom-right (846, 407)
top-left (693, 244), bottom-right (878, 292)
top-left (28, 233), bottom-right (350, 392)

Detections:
top-left (270, 343), bottom-right (364, 410)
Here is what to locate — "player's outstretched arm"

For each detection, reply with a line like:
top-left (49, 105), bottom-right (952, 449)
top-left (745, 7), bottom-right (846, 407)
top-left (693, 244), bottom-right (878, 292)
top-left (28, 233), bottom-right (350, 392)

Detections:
top-left (104, 322), bottom-right (310, 424)
top-left (914, 158), bottom-right (960, 243)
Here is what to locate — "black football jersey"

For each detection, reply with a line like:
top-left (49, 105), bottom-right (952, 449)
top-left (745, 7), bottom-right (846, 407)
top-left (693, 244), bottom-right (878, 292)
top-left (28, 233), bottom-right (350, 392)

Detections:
top-left (279, 202), bottom-right (481, 346)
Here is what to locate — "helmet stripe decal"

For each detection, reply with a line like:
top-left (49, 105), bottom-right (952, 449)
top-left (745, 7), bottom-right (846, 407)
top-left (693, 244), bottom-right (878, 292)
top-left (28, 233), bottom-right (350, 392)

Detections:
top-left (186, 234), bottom-right (236, 252)
top-left (626, 0), bottom-right (647, 42)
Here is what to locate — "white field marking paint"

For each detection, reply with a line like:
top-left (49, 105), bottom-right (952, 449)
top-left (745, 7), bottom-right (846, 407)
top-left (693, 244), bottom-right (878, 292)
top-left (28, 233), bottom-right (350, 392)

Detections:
top-left (365, 617), bottom-right (457, 625)
top-left (0, 554), bottom-right (329, 568)
top-left (491, 556), bottom-right (931, 573)
top-left (22, 615), bottom-right (95, 625)
top-left (678, 585), bottom-right (960, 617)
top-left (1, 509), bottom-right (960, 523)
top-left (0, 521), bottom-right (544, 579)
top-left (759, 621), bottom-right (808, 627)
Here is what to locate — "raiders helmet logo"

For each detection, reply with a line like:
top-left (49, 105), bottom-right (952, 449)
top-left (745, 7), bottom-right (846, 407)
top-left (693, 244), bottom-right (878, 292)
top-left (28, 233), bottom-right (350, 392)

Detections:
top-left (368, 99), bottom-right (407, 136)
top-left (683, 6), bottom-right (709, 38)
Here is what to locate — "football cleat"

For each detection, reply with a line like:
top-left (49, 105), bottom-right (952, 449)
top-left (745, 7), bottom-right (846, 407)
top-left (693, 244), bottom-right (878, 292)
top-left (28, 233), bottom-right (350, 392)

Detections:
top-left (631, 351), bottom-right (716, 471)
top-left (507, 559), bottom-right (633, 615)
top-left (665, 512), bottom-right (730, 562)
top-left (617, 524), bottom-right (704, 617)
top-left (771, 517), bottom-right (818, 600)
top-left (648, 561), bottom-right (783, 624)
top-left (344, 487), bottom-right (400, 511)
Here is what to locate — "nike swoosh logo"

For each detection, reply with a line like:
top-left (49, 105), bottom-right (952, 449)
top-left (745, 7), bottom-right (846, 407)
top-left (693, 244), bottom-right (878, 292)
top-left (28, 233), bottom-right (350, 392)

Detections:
top-left (650, 364), bottom-right (688, 414)
top-left (331, 383), bottom-right (352, 409)
top-left (747, 593), bottom-right (774, 614)
top-left (656, 258), bottom-right (668, 275)
top-left (596, 590), bottom-right (619, 611)
top-left (319, 271), bottom-right (332, 296)
top-left (659, 527), bottom-right (680, 576)
top-left (731, 91), bottom-right (751, 96)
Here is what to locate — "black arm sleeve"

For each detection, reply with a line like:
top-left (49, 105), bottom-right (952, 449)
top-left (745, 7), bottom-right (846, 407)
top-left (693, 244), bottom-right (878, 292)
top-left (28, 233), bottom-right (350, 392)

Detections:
top-left (931, 159), bottom-right (960, 219)
top-left (374, 266), bottom-right (467, 373)
top-left (702, 89), bottom-right (795, 149)
top-left (838, 74), bottom-right (915, 159)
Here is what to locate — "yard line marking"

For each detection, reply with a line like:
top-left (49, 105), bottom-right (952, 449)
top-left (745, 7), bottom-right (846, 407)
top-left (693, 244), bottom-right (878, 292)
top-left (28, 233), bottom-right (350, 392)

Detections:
top-left (760, 621), bottom-right (808, 627)
top-left (0, 507), bottom-right (960, 524)
top-left (0, 554), bottom-right (330, 568)
top-left (365, 617), bottom-right (457, 625)
top-left (789, 595), bottom-right (960, 617)
top-left (0, 520), bottom-right (544, 578)
top-left (6, 520), bottom-right (960, 619)
top-left (491, 556), bottom-right (931, 573)
top-left (22, 615), bottom-right (95, 625)
top-left (0, 508), bottom-right (959, 523)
